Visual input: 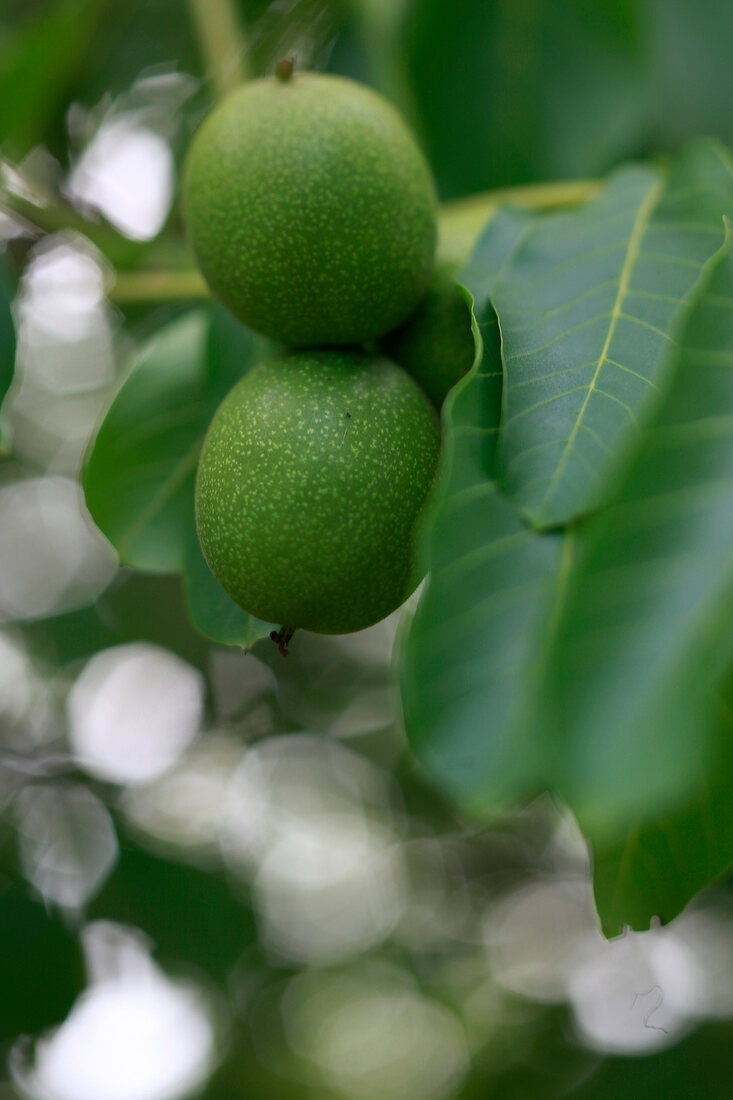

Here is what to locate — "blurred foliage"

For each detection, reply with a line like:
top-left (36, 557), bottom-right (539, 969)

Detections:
top-left (0, 881), bottom-right (83, 1043)
top-left (0, 256), bottom-right (15, 448)
top-left (21, 572), bottom-right (210, 670)
top-left (402, 0), bottom-right (647, 198)
top-left (401, 0), bottom-right (733, 199)
top-left (88, 836), bottom-right (257, 981)
top-left (0, 0), bottom-right (106, 158)
top-left (2, 2), bottom-right (733, 1099)
top-left (567, 1022), bottom-right (733, 1100)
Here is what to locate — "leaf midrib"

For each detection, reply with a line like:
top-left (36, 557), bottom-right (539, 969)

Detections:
top-left (536, 177), bottom-right (665, 525)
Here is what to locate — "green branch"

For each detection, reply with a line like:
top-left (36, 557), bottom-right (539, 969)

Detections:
top-left (186, 0), bottom-right (249, 100)
top-left (438, 178), bottom-right (602, 268)
top-left (111, 269), bottom-right (208, 304)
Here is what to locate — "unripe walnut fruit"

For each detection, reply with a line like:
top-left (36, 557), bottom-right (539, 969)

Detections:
top-left (183, 72), bottom-right (438, 346)
top-left (195, 349), bottom-right (441, 634)
top-left (383, 266), bottom-right (476, 408)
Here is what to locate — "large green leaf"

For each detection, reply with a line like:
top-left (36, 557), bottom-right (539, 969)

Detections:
top-left (546, 225), bottom-right (733, 841)
top-left (401, 209), bottom-right (567, 808)
top-left (592, 692), bottom-right (733, 936)
top-left (84, 306), bottom-right (272, 647)
top-left (495, 141), bottom-right (733, 529)
top-left (403, 164), bottom-right (733, 891)
top-left (0, 254), bottom-right (15, 445)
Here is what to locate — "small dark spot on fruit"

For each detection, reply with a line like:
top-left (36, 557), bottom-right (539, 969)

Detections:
top-left (275, 57), bottom-right (295, 82)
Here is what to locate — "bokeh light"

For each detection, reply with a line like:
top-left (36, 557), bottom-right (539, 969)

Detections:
top-left (68, 119), bottom-right (174, 242)
top-left (485, 877), bottom-right (597, 1004)
top-left (0, 629), bottom-right (58, 750)
top-left (222, 734), bottom-right (407, 963)
top-left (282, 964), bottom-right (470, 1100)
top-left (566, 925), bottom-right (698, 1053)
top-left (0, 476), bottom-right (116, 620)
top-left (67, 643), bottom-right (205, 785)
top-left (9, 235), bottom-right (117, 474)
top-left (13, 922), bottom-right (218, 1100)
top-left (121, 731), bottom-right (246, 856)
top-left (14, 784), bottom-right (118, 910)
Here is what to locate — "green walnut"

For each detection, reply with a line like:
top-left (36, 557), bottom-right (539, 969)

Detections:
top-left (182, 68), bottom-right (437, 346)
top-left (195, 349), bottom-right (441, 635)
top-left (382, 266), bottom-right (476, 408)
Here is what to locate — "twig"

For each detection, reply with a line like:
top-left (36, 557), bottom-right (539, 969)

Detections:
top-left (110, 269), bottom-right (209, 304)
top-left (438, 178), bottom-right (601, 268)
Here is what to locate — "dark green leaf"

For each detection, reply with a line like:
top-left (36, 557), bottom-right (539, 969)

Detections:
top-left (403, 484), bottom-right (568, 810)
top-left (495, 141), bottom-right (733, 529)
top-left (455, 208), bottom-right (537, 474)
top-left (65, 0), bottom-right (202, 108)
top-left (204, 304), bottom-right (272, 408)
top-left (546, 225), bottom-right (733, 838)
top-left (541, 0), bottom-right (649, 179)
top-left (401, 209), bottom-right (566, 808)
top-left (63, 0), bottom-right (348, 143)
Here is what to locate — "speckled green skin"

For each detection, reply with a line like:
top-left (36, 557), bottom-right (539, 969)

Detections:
top-left (195, 349), bottom-right (441, 634)
top-left (382, 267), bottom-right (475, 409)
top-left (183, 73), bottom-right (437, 346)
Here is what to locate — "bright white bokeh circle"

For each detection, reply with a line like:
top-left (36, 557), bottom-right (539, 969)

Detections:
top-left (0, 477), bottom-right (116, 621)
top-left (67, 643), bottom-right (205, 785)
top-left (68, 118), bottom-right (174, 241)
top-left (15, 922), bottom-right (216, 1100)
